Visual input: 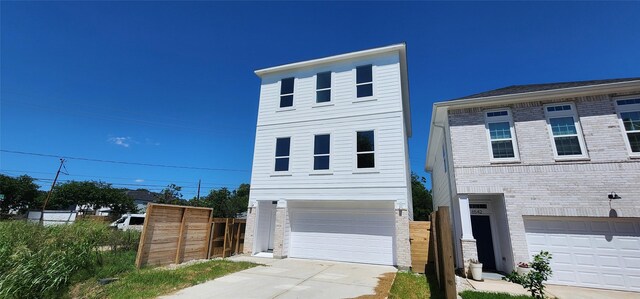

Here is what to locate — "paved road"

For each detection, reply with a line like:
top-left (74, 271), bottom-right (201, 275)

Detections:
top-left (160, 256), bottom-right (397, 299)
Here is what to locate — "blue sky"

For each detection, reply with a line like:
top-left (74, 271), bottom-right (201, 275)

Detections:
top-left (2, 2), bottom-right (639, 198)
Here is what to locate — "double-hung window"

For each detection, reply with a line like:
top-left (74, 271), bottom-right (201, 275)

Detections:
top-left (316, 72), bottom-right (331, 103)
top-left (313, 134), bottom-right (330, 170)
top-left (274, 137), bottom-right (291, 172)
top-left (356, 130), bottom-right (375, 168)
top-left (544, 103), bottom-right (588, 159)
top-left (280, 77), bottom-right (294, 108)
top-left (356, 65), bottom-right (373, 98)
top-left (615, 97), bottom-right (640, 156)
top-left (485, 109), bottom-right (519, 161)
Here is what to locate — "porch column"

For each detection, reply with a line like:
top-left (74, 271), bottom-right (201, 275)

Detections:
top-left (459, 196), bottom-right (474, 240)
top-left (458, 195), bottom-right (478, 277)
top-left (243, 201), bottom-right (257, 254)
top-left (272, 200), bottom-right (287, 259)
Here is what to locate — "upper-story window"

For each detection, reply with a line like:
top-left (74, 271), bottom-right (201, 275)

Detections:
top-left (280, 78), bottom-right (294, 108)
top-left (615, 97), bottom-right (640, 156)
top-left (485, 109), bottom-right (519, 161)
top-left (275, 137), bottom-right (291, 171)
top-left (544, 103), bottom-right (588, 159)
top-left (356, 130), bottom-right (375, 168)
top-left (316, 72), bottom-right (331, 103)
top-left (314, 134), bottom-right (330, 170)
top-left (356, 65), bottom-right (373, 98)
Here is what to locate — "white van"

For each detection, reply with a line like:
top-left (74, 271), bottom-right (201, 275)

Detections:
top-left (110, 213), bottom-right (146, 231)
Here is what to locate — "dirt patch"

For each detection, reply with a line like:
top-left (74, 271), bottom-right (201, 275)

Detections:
top-left (353, 272), bottom-right (397, 299)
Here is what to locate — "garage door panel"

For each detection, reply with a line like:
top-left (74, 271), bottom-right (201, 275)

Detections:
top-left (289, 204), bottom-right (395, 265)
top-left (524, 217), bottom-right (640, 292)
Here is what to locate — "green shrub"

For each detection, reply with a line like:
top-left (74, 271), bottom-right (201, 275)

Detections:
top-left (503, 251), bottom-right (553, 299)
top-left (0, 220), bottom-right (138, 299)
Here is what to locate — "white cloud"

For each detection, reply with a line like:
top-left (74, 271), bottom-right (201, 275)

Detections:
top-left (135, 179), bottom-right (144, 183)
top-left (108, 137), bottom-right (132, 148)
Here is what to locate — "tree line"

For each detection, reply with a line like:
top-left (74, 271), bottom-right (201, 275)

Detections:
top-left (0, 172), bottom-right (433, 221)
top-left (0, 174), bottom-right (250, 219)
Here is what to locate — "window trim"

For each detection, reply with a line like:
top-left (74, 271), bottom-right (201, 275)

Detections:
top-left (543, 102), bottom-right (589, 160)
top-left (354, 129), bottom-right (378, 172)
top-left (279, 77), bottom-right (295, 110)
top-left (614, 95), bottom-right (640, 158)
top-left (354, 64), bottom-right (375, 102)
top-left (484, 108), bottom-right (520, 163)
top-left (273, 137), bottom-right (292, 174)
top-left (315, 72), bottom-right (332, 104)
top-left (312, 133), bottom-right (332, 172)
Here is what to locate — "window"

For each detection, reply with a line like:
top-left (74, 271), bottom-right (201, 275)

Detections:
top-left (280, 77), bottom-right (294, 108)
top-left (274, 137), bottom-right (291, 171)
top-left (356, 131), bottom-right (375, 168)
top-left (485, 109), bottom-right (519, 160)
top-left (544, 103), bottom-right (588, 158)
top-left (313, 134), bottom-right (330, 170)
top-left (356, 65), bottom-right (373, 98)
top-left (616, 97), bottom-right (640, 155)
top-left (316, 72), bottom-right (331, 103)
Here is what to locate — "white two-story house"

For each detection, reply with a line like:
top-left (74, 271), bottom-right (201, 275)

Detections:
top-left (243, 44), bottom-right (413, 268)
top-left (426, 78), bottom-right (640, 292)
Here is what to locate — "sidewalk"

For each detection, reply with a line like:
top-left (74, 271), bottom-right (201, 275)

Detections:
top-left (462, 272), bottom-right (639, 299)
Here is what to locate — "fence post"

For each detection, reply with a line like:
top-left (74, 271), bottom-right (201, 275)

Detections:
top-left (436, 206), bottom-right (457, 299)
top-left (135, 203), bottom-right (154, 268)
top-left (175, 207), bottom-right (188, 264)
top-left (430, 211), bottom-right (440, 285)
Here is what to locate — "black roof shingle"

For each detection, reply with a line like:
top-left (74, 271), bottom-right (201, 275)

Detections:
top-left (453, 77), bottom-right (640, 101)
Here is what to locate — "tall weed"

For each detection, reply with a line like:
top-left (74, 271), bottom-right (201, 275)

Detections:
top-left (0, 221), bottom-right (138, 299)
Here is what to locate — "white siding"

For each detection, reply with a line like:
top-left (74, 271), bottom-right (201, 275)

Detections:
top-left (249, 52), bottom-right (410, 207)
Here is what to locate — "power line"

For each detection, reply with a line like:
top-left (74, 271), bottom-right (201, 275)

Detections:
top-left (29, 177), bottom-right (232, 190)
top-left (0, 149), bottom-right (251, 172)
top-left (0, 169), bottom-right (241, 186)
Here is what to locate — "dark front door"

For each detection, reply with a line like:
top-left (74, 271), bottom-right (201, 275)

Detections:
top-left (471, 215), bottom-right (496, 270)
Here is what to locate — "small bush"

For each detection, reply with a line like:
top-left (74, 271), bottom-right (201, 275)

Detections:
top-left (0, 220), bottom-right (139, 299)
top-left (503, 251), bottom-right (553, 299)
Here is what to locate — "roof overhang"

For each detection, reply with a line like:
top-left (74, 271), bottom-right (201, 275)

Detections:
top-left (425, 79), bottom-right (640, 171)
top-left (255, 43), bottom-right (412, 137)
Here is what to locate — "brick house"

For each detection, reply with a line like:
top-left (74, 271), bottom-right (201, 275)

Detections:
top-left (425, 78), bottom-right (640, 292)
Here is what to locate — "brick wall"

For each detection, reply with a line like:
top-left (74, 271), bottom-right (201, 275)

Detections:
top-left (243, 207), bottom-right (256, 254)
top-left (395, 209), bottom-right (411, 269)
top-left (448, 92), bottom-right (640, 264)
top-left (273, 207), bottom-right (286, 258)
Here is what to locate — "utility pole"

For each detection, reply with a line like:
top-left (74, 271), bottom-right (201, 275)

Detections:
top-left (196, 179), bottom-right (201, 201)
top-left (40, 158), bottom-right (65, 224)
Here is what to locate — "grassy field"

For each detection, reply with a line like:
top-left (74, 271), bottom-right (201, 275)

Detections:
top-left (459, 290), bottom-right (533, 299)
top-left (70, 258), bottom-right (257, 299)
top-left (388, 271), bottom-right (443, 299)
top-left (0, 220), bottom-right (257, 299)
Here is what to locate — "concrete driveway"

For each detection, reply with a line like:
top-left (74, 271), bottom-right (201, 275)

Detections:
top-left (160, 256), bottom-right (397, 299)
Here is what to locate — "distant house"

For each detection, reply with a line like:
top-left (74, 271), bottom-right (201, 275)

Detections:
top-left (426, 78), bottom-right (640, 292)
top-left (244, 44), bottom-right (413, 268)
top-left (125, 189), bottom-right (158, 213)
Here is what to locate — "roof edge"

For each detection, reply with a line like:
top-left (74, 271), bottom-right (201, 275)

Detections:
top-left (436, 79), bottom-right (640, 109)
top-left (254, 43), bottom-right (406, 77)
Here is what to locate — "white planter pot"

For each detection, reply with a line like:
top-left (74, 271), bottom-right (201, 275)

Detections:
top-left (470, 263), bottom-right (483, 281)
top-left (517, 266), bottom-right (532, 276)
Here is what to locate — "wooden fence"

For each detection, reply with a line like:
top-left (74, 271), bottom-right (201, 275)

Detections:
top-left (208, 218), bottom-right (246, 258)
top-left (430, 206), bottom-right (457, 299)
top-left (409, 221), bottom-right (432, 273)
top-left (135, 204), bottom-right (213, 268)
top-left (135, 203), bottom-right (247, 268)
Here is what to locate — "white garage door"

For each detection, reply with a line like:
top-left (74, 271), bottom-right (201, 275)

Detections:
top-left (288, 201), bottom-right (395, 265)
top-left (524, 217), bottom-right (640, 292)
